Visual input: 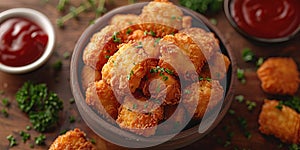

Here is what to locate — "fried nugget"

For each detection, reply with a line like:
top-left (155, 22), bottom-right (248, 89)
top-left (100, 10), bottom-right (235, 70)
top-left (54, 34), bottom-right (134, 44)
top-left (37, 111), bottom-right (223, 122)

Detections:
top-left (83, 25), bottom-right (120, 71)
top-left (110, 14), bottom-right (140, 28)
top-left (49, 128), bottom-right (96, 150)
top-left (116, 96), bottom-right (164, 137)
top-left (179, 28), bottom-right (220, 59)
top-left (81, 66), bottom-right (101, 91)
top-left (139, 0), bottom-right (183, 37)
top-left (182, 80), bottom-right (224, 119)
top-left (257, 57), bottom-right (300, 95)
top-left (182, 16), bottom-right (192, 29)
top-left (141, 66), bottom-right (181, 105)
top-left (160, 33), bottom-right (206, 76)
top-left (85, 80), bottom-right (120, 123)
top-left (158, 38), bottom-right (199, 81)
top-left (199, 52), bottom-right (231, 80)
top-left (102, 37), bottom-right (160, 98)
top-left (259, 100), bottom-right (300, 144)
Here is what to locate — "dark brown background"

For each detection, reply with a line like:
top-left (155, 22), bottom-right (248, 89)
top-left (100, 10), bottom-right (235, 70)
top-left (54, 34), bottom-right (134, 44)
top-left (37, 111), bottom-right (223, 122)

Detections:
top-left (0, 0), bottom-right (299, 149)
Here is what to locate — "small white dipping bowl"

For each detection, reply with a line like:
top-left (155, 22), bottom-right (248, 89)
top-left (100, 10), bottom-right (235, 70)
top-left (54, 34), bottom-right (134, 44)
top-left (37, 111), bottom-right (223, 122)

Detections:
top-left (0, 8), bottom-right (55, 74)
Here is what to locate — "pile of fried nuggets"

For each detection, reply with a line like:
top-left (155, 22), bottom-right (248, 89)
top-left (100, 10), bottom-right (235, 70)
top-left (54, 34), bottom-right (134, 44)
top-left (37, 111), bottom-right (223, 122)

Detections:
top-left (257, 57), bottom-right (300, 144)
top-left (82, 0), bottom-right (230, 137)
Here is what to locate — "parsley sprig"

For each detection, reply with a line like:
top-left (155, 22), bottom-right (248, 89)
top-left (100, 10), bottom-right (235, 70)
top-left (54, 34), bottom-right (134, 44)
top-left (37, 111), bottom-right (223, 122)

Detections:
top-left (15, 81), bottom-right (63, 132)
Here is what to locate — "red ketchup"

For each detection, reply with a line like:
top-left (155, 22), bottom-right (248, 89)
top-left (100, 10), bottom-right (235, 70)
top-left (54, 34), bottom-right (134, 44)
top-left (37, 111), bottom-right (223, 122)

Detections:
top-left (0, 18), bottom-right (48, 67)
top-left (231, 0), bottom-right (300, 39)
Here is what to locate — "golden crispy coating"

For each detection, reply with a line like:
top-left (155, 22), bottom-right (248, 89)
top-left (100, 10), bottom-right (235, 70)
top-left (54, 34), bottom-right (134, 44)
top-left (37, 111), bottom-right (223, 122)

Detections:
top-left (257, 57), bottom-right (300, 95)
top-left (81, 65), bottom-right (101, 91)
top-left (116, 96), bottom-right (164, 137)
top-left (158, 38), bottom-right (199, 81)
top-left (49, 128), bottom-right (96, 150)
top-left (183, 80), bottom-right (224, 119)
top-left (102, 37), bottom-right (160, 98)
top-left (141, 66), bottom-right (181, 105)
top-left (83, 25), bottom-right (120, 70)
top-left (259, 100), bottom-right (300, 144)
top-left (199, 52), bottom-right (231, 80)
top-left (139, 0), bottom-right (183, 37)
top-left (182, 16), bottom-right (192, 29)
top-left (160, 33), bottom-right (207, 76)
top-left (109, 14), bottom-right (140, 29)
top-left (85, 80), bottom-right (120, 123)
top-left (179, 28), bottom-right (220, 60)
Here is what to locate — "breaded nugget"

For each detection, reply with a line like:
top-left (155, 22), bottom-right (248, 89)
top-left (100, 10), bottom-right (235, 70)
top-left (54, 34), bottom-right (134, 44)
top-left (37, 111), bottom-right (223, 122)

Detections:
top-left (259, 100), bottom-right (300, 144)
top-left (179, 28), bottom-right (220, 60)
top-left (160, 33), bottom-right (206, 75)
top-left (49, 128), bottom-right (96, 150)
top-left (83, 25), bottom-right (120, 70)
top-left (183, 80), bottom-right (224, 119)
top-left (182, 16), bottom-right (192, 29)
top-left (102, 37), bottom-right (160, 98)
top-left (257, 57), bottom-right (300, 95)
top-left (81, 65), bottom-right (101, 91)
top-left (141, 66), bottom-right (181, 105)
top-left (199, 52), bottom-right (231, 80)
top-left (110, 14), bottom-right (140, 28)
top-left (85, 80), bottom-right (120, 123)
top-left (158, 38), bottom-right (199, 81)
top-left (116, 96), bottom-right (164, 137)
top-left (139, 0), bottom-right (183, 37)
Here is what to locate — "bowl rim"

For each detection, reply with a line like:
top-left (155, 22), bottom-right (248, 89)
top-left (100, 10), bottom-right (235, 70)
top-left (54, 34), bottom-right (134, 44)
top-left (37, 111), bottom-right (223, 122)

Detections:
top-left (71, 2), bottom-right (236, 149)
top-left (224, 0), bottom-right (300, 43)
top-left (0, 8), bottom-right (55, 74)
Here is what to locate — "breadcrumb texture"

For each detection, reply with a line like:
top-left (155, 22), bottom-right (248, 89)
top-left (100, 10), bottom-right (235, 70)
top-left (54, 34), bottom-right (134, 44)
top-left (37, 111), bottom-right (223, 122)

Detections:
top-left (49, 128), bottom-right (96, 150)
top-left (259, 100), bottom-right (300, 144)
top-left (257, 57), bottom-right (299, 95)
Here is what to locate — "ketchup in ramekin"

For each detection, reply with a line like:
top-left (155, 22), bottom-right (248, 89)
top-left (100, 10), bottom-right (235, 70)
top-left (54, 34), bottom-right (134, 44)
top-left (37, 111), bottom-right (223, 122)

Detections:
top-left (0, 18), bottom-right (48, 67)
top-left (230, 0), bottom-right (300, 39)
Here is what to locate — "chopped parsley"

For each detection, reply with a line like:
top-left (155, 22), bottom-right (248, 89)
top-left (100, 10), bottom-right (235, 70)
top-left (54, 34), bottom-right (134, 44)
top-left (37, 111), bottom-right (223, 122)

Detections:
top-left (26, 126), bottom-right (31, 131)
top-left (242, 48), bottom-right (254, 62)
top-left (52, 60), bottom-right (63, 71)
top-left (69, 98), bottom-right (75, 104)
top-left (2, 109), bottom-right (8, 117)
top-left (245, 100), bottom-right (256, 111)
top-left (275, 101), bottom-right (283, 110)
top-left (228, 109), bottom-right (235, 115)
top-left (126, 28), bottom-right (132, 35)
top-left (162, 75), bottom-right (168, 81)
top-left (35, 134), bottom-right (46, 145)
top-left (20, 131), bottom-right (30, 143)
top-left (112, 32), bottom-right (121, 43)
top-left (235, 95), bottom-right (244, 103)
top-left (16, 81), bottom-right (63, 132)
top-left (63, 51), bottom-right (71, 59)
top-left (198, 76), bottom-right (212, 82)
top-left (132, 103), bottom-right (137, 109)
top-left (135, 42), bottom-right (143, 49)
top-left (90, 138), bottom-right (96, 144)
top-left (210, 18), bottom-right (217, 25)
top-left (105, 55), bottom-right (110, 59)
top-left (237, 68), bottom-right (246, 84)
top-left (184, 89), bottom-right (191, 94)
top-left (154, 38), bottom-right (161, 47)
top-left (69, 116), bottom-right (76, 123)
top-left (2, 98), bottom-right (10, 107)
top-left (7, 135), bottom-right (17, 147)
top-left (256, 57), bottom-right (264, 67)
top-left (165, 68), bottom-right (174, 75)
top-left (282, 96), bottom-right (300, 113)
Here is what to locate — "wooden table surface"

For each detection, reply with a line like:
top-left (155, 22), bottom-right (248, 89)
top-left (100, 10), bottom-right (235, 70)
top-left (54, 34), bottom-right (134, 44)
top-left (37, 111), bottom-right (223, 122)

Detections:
top-left (0, 0), bottom-right (299, 149)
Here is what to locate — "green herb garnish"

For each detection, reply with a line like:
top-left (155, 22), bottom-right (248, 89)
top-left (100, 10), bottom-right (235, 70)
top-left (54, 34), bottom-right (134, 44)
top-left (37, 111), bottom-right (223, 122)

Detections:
top-left (16, 81), bottom-right (63, 132)
top-left (35, 134), bottom-right (46, 145)
top-left (20, 131), bottom-right (30, 143)
top-left (63, 51), bottom-right (71, 59)
top-left (256, 57), bottom-right (264, 67)
top-left (2, 98), bottom-right (10, 107)
top-left (246, 100), bottom-right (256, 111)
top-left (242, 48), bottom-right (254, 62)
top-left (112, 32), bottom-right (121, 43)
top-left (179, 0), bottom-right (223, 14)
top-left (235, 95), bottom-right (244, 103)
top-left (275, 101), bottom-right (283, 110)
top-left (2, 109), bottom-right (8, 117)
top-left (52, 60), bottom-right (63, 71)
top-left (237, 68), bottom-right (246, 84)
top-left (7, 135), bottom-right (17, 147)
top-left (69, 116), bottom-right (76, 123)
top-left (283, 96), bottom-right (300, 113)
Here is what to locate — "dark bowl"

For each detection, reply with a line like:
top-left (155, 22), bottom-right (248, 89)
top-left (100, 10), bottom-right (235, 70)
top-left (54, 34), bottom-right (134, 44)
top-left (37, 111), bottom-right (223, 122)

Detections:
top-left (71, 2), bottom-right (236, 149)
top-left (224, 0), bottom-right (300, 43)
